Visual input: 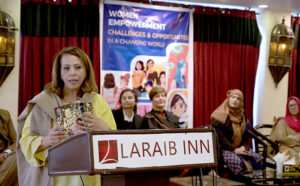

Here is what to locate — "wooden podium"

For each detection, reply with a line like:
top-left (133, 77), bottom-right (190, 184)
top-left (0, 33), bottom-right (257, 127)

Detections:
top-left (48, 128), bottom-right (217, 185)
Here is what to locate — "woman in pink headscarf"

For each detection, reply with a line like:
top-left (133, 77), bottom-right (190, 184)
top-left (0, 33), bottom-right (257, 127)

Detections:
top-left (270, 96), bottom-right (300, 163)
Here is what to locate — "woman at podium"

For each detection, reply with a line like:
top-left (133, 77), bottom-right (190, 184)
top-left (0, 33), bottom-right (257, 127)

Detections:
top-left (113, 89), bottom-right (143, 129)
top-left (142, 86), bottom-right (179, 129)
top-left (211, 89), bottom-right (263, 175)
top-left (16, 47), bottom-right (116, 186)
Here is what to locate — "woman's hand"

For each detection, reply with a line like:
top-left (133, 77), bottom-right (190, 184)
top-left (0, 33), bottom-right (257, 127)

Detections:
top-left (0, 152), bottom-right (8, 163)
top-left (234, 146), bottom-right (248, 155)
top-left (295, 142), bottom-right (300, 146)
top-left (76, 112), bottom-right (110, 131)
top-left (39, 125), bottom-right (68, 151)
top-left (288, 135), bottom-right (298, 141)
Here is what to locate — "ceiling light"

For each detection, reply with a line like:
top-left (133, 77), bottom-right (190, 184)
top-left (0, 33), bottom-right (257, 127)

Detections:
top-left (258, 4), bottom-right (268, 8)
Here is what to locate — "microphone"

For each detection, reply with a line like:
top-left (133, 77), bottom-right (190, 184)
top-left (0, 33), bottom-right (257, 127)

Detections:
top-left (79, 102), bottom-right (87, 130)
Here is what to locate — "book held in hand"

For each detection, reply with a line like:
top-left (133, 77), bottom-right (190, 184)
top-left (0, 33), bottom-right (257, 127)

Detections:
top-left (55, 102), bottom-right (93, 135)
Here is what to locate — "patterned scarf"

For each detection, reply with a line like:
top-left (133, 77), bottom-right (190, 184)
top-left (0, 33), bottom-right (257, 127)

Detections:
top-left (282, 96), bottom-right (300, 132)
top-left (211, 89), bottom-right (246, 147)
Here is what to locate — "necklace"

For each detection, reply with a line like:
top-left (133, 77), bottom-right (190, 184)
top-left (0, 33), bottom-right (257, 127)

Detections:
top-left (61, 98), bottom-right (76, 104)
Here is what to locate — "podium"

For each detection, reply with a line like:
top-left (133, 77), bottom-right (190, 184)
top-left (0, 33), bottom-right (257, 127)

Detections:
top-left (48, 128), bottom-right (217, 185)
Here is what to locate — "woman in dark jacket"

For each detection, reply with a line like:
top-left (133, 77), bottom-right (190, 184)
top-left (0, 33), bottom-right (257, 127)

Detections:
top-left (143, 86), bottom-right (179, 129)
top-left (211, 89), bottom-right (263, 175)
top-left (113, 89), bottom-right (143, 129)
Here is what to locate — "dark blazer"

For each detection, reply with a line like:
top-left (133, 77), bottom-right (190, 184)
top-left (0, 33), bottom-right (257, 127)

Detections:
top-left (142, 110), bottom-right (179, 129)
top-left (113, 109), bottom-right (143, 129)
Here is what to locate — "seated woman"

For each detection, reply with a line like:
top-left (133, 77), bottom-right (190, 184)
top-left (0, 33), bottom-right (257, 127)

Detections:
top-left (211, 89), bottom-right (263, 175)
top-left (0, 109), bottom-right (18, 186)
top-left (142, 86), bottom-right (179, 129)
top-left (270, 96), bottom-right (300, 163)
top-left (113, 89), bottom-right (143, 129)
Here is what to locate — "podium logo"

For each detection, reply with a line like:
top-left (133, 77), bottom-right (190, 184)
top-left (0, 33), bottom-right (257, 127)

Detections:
top-left (98, 140), bottom-right (118, 164)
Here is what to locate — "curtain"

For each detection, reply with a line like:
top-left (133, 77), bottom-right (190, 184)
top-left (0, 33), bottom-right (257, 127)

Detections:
top-left (290, 16), bottom-right (300, 98)
top-left (193, 7), bottom-right (261, 127)
top-left (18, 0), bottom-right (100, 114)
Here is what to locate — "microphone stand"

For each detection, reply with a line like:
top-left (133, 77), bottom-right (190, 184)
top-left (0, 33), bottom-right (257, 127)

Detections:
top-left (77, 98), bottom-right (87, 131)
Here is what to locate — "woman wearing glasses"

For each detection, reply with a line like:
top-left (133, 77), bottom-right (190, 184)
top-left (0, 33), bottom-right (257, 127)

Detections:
top-left (270, 96), bottom-right (300, 163)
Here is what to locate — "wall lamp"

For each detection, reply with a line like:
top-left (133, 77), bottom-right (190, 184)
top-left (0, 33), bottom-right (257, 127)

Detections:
top-left (268, 19), bottom-right (295, 87)
top-left (0, 10), bottom-right (18, 87)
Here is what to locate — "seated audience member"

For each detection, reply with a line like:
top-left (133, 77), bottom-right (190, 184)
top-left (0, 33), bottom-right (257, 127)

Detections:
top-left (113, 89), bottom-right (143, 129)
top-left (211, 89), bottom-right (263, 175)
top-left (142, 86), bottom-right (179, 129)
top-left (16, 47), bottom-right (116, 186)
top-left (0, 109), bottom-right (18, 186)
top-left (270, 96), bottom-right (300, 163)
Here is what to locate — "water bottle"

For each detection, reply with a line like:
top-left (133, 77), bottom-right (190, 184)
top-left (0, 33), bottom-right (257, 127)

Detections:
top-left (276, 162), bottom-right (283, 179)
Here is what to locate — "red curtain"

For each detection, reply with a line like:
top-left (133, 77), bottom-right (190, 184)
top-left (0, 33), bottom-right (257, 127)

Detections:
top-left (18, 0), bottom-right (100, 114)
top-left (193, 7), bottom-right (261, 127)
top-left (290, 16), bottom-right (300, 98)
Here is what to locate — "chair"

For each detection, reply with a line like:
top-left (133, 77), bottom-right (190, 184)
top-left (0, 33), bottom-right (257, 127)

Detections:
top-left (254, 123), bottom-right (273, 136)
top-left (216, 126), bottom-right (281, 185)
top-left (247, 129), bottom-right (269, 171)
top-left (252, 124), bottom-right (279, 169)
top-left (215, 128), bottom-right (269, 183)
top-left (179, 125), bottom-right (279, 184)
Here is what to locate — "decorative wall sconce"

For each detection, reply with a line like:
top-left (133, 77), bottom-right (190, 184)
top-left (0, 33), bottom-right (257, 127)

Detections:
top-left (0, 10), bottom-right (18, 87)
top-left (269, 19), bottom-right (295, 87)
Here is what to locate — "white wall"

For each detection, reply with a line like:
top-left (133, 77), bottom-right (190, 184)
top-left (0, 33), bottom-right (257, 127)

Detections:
top-left (254, 9), bottom-right (292, 126)
top-left (0, 0), bottom-right (20, 128)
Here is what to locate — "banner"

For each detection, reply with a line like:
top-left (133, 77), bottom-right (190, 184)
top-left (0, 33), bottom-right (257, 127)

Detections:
top-left (100, 0), bottom-right (193, 128)
top-left (93, 132), bottom-right (215, 169)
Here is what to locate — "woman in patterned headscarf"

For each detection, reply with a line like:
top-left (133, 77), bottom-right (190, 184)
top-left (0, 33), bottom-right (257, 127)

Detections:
top-left (211, 89), bottom-right (263, 175)
top-left (270, 96), bottom-right (300, 164)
